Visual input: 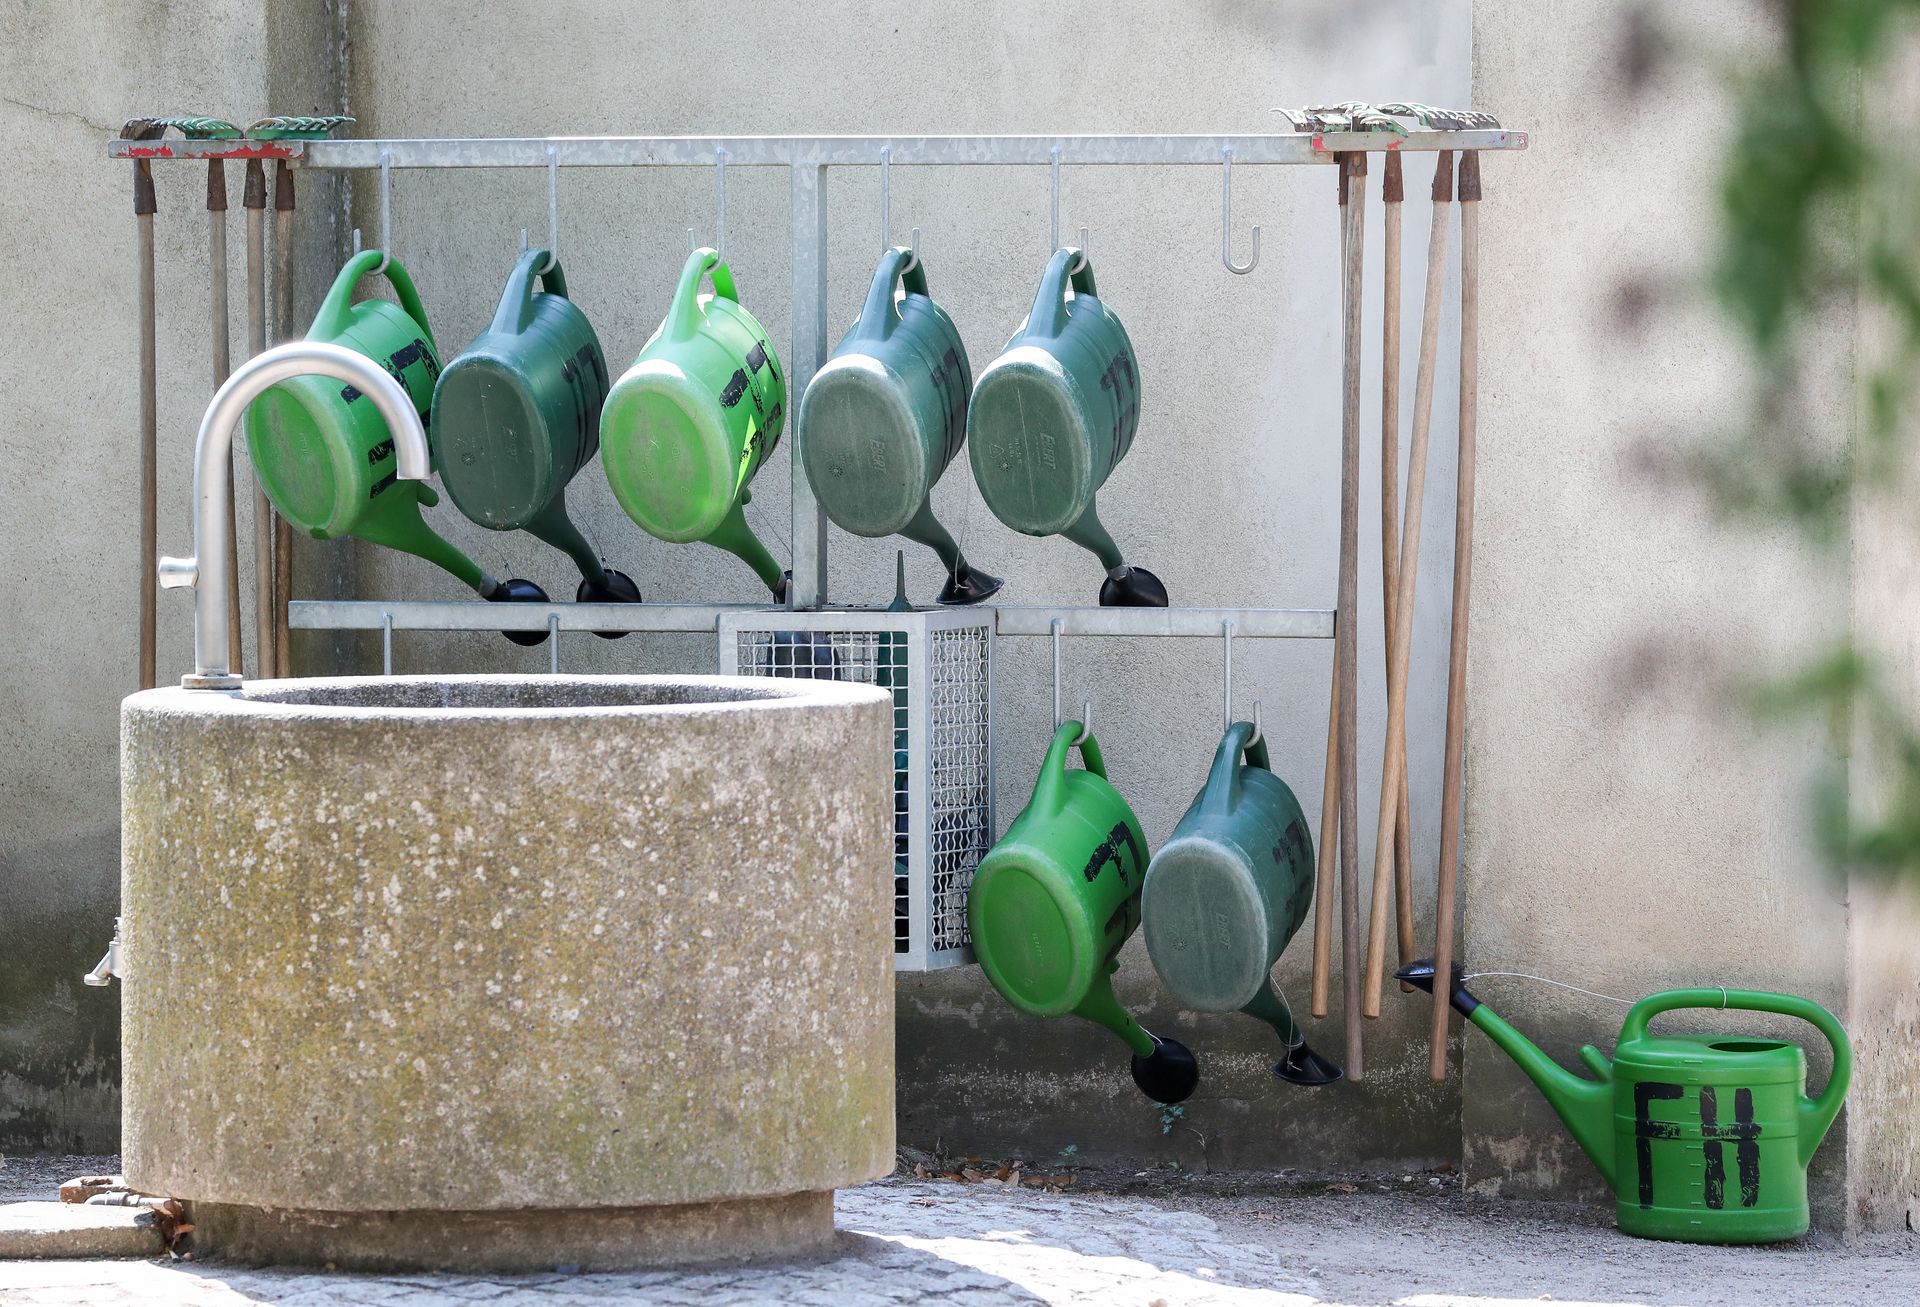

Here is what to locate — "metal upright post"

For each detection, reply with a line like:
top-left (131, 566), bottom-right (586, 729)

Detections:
top-left (788, 162), bottom-right (829, 608)
top-left (1336, 150), bottom-right (1367, 1079)
top-left (244, 158), bottom-right (273, 677)
top-left (208, 158), bottom-right (242, 675)
top-left (135, 158), bottom-right (158, 691)
top-left (272, 160), bottom-right (296, 673)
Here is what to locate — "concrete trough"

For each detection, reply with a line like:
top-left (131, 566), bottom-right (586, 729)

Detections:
top-left (116, 674), bottom-right (895, 1271)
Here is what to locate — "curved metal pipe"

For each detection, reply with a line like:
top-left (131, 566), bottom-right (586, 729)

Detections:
top-left (161, 339), bottom-right (430, 689)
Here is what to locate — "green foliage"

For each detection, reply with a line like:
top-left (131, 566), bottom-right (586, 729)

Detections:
top-left (1708, 0), bottom-right (1920, 875)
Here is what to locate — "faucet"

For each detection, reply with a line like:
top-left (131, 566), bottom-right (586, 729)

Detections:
top-left (83, 917), bottom-right (124, 987)
top-left (159, 340), bottom-right (432, 689)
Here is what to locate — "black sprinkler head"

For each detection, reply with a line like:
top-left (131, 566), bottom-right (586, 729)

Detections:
top-left (1273, 1040), bottom-right (1344, 1087)
top-left (486, 577), bottom-right (551, 646)
top-left (1395, 958), bottom-right (1479, 1016)
top-left (1099, 565), bottom-right (1168, 608)
top-left (938, 562), bottom-right (1005, 607)
top-left (576, 568), bottom-right (643, 640)
top-left (1130, 1034), bottom-right (1200, 1105)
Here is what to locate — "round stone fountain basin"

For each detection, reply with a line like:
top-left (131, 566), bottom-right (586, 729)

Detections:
top-left (118, 674), bottom-right (895, 1271)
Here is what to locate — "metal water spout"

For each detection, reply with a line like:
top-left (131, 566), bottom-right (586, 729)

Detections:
top-left (159, 341), bottom-right (431, 689)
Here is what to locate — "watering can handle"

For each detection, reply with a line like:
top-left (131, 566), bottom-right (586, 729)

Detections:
top-left (853, 248), bottom-right (930, 343)
top-left (1619, 989), bottom-right (1852, 1164)
top-left (1026, 248), bottom-right (1098, 338)
top-left (1030, 719), bottom-right (1106, 817)
top-left (310, 248), bottom-right (437, 354)
top-left (1197, 721), bottom-right (1272, 816)
top-left (492, 248), bottom-right (570, 335)
top-left (664, 247), bottom-right (739, 344)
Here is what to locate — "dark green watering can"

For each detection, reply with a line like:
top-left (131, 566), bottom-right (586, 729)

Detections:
top-left (798, 248), bottom-right (1001, 605)
top-left (1401, 962), bottom-right (1851, 1243)
top-left (1142, 722), bottom-right (1342, 1086)
top-left (601, 248), bottom-right (787, 599)
top-left (968, 721), bottom-right (1198, 1103)
top-left (244, 250), bottom-right (546, 633)
top-left (432, 249), bottom-right (641, 644)
top-left (968, 250), bottom-right (1166, 607)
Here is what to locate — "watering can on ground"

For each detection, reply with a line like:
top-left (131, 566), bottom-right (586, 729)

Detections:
top-left (600, 248), bottom-right (788, 599)
top-left (243, 250), bottom-right (548, 636)
top-left (798, 248), bottom-right (1002, 605)
top-left (431, 249), bottom-right (641, 643)
top-left (1399, 961), bottom-right (1851, 1244)
top-left (1141, 722), bottom-right (1342, 1086)
top-left (967, 249), bottom-right (1166, 607)
top-left (968, 720), bottom-right (1198, 1103)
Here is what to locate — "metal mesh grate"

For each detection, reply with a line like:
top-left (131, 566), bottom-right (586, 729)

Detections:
top-left (928, 627), bottom-right (990, 952)
top-left (734, 629), bottom-right (914, 953)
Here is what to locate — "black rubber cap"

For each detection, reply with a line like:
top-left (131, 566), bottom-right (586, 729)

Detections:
top-left (576, 568), bottom-right (642, 640)
top-left (937, 563), bottom-right (1005, 607)
top-left (1129, 1035), bottom-right (1200, 1104)
top-left (1272, 1041), bottom-right (1344, 1087)
top-left (773, 570), bottom-right (791, 605)
top-left (485, 577), bottom-right (550, 646)
top-left (1099, 565), bottom-right (1168, 608)
top-left (1395, 958), bottom-right (1479, 1016)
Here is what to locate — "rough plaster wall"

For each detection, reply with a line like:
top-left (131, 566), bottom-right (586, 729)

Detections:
top-left (341, 0), bottom-right (1472, 1170)
top-left (0, 0), bottom-right (340, 1152)
top-left (1844, 32), bottom-right (1920, 1238)
top-left (1466, 1), bottom-right (1856, 1220)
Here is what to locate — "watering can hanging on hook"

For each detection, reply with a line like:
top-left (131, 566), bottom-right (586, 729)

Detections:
top-left (1399, 961), bottom-right (1851, 1244)
top-left (431, 248), bottom-right (642, 644)
top-left (600, 248), bottom-right (789, 600)
top-left (968, 717), bottom-right (1199, 1104)
top-left (243, 249), bottom-right (548, 638)
top-left (968, 249), bottom-right (1167, 606)
top-left (1142, 719), bottom-right (1341, 1087)
top-left (799, 246), bottom-right (1002, 606)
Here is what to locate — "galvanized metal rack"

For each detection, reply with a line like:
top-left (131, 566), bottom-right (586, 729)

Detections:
top-left (112, 123), bottom-right (1528, 1070)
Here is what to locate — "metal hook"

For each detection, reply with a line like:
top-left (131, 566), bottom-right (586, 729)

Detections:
top-left (713, 145), bottom-right (727, 261)
top-left (1222, 619), bottom-right (1263, 745)
top-left (538, 145), bottom-right (558, 274)
top-left (880, 146), bottom-right (921, 275)
top-left (353, 149), bottom-right (394, 275)
top-left (1222, 146), bottom-right (1260, 275)
top-left (1049, 145), bottom-right (1089, 275)
top-left (1051, 618), bottom-right (1092, 746)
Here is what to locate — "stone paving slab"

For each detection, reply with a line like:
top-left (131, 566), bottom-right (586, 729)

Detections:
top-left (0, 1181), bottom-right (1315, 1306)
top-left (0, 1201), bottom-right (166, 1261)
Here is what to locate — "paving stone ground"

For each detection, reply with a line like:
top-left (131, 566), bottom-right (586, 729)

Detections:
top-left (1, 1170), bottom-right (1916, 1306)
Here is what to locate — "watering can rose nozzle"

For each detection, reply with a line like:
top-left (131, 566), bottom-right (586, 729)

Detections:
top-left (1396, 958), bottom-right (1480, 1016)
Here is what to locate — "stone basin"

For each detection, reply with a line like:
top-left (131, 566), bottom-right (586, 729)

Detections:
top-left (117, 674), bottom-right (894, 1271)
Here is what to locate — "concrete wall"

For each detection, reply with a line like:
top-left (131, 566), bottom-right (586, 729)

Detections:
top-left (1468, 0), bottom-right (1920, 1233)
top-left (0, 0), bottom-right (342, 1153)
top-left (4, 0), bottom-right (1915, 1231)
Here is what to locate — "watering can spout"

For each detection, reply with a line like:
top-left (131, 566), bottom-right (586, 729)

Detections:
top-left (1397, 959), bottom-right (1617, 1191)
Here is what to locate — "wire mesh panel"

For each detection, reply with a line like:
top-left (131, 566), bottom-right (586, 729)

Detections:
top-left (720, 609), bottom-right (993, 971)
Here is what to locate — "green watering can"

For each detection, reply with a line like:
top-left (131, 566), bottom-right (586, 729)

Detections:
top-left (968, 720), bottom-right (1199, 1103)
top-left (601, 248), bottom-right (787, 599)
top-left (968, 250), bottom-right (1166, 607)
top-left (432, 249), bottom-right (642, 644)
top-left (1400, 961), bottom-right (1851, 1244)
top-left (798, 248), bottom-right (1002, 605)
top-left (244, 250), bottom-right (546, 633)
top-left (1141, 722), bottom-right (1342, 1086)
